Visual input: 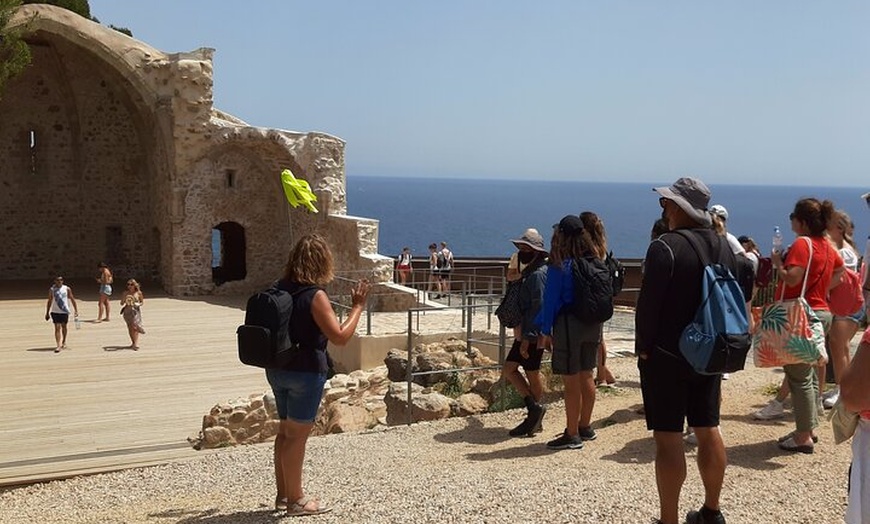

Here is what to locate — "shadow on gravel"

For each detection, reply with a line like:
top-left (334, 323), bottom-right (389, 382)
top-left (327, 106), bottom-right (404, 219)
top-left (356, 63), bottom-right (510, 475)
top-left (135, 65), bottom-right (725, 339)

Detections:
top-left (724, 440), bottom-right (788, 471)
top-left (150, 507), bottom-right (281, 523)
top-left (464, 441), bottom-right (560, 462)
top-left (609, 378), bottom-right (641, 390)
top-left (433, 416), bottom-right (517, 446)
top-left (600, 437), bottom-right (656, 464)
top-left (719, 413), bottom-right (793, 426)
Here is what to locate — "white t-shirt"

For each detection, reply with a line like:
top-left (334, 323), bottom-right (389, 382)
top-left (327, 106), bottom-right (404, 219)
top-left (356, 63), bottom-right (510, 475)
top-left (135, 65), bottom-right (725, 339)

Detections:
top-left (441, 248), bottom-right (454, 270)
top-left (725, 232), bottom-right (746, 256)
top-left (49, 285), bottom-right (71, 314)
top-left (841, 244), bottom-right (859, 271)
top-left (744, 250), bottom-right (760, 274)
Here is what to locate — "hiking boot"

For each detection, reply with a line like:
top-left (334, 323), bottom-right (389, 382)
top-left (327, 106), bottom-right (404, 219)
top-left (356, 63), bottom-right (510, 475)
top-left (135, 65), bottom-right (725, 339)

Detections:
top-left (508, 417), bottom-right (534, 437)
top-left (753, 399), bottom-right (784, 420)
top-left (531, 405), bottom-right (547, 434)
top-left (577, 426), bottom-right (597, 441)
top-left (546, 429), bottom-right (584, 450)
top-left (685, 505), bottom-right (726, 524)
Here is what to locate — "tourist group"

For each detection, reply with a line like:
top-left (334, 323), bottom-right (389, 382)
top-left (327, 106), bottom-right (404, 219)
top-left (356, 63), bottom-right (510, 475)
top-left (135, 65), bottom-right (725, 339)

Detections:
top-left (223, 176), bottom-right (870, 522)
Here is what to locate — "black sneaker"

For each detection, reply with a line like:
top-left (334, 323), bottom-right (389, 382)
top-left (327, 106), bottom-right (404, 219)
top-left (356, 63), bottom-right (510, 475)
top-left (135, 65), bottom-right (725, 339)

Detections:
top-left (685, 506), bottom-right (725, 524)
top-left (578, 426), bottom-right (597, 441)
top-left (546, 429), bottom-right (584, 450)
top-left (508, 418), bottom-right (533, 437)
top-left (531, 405), bottom-right (547, 434)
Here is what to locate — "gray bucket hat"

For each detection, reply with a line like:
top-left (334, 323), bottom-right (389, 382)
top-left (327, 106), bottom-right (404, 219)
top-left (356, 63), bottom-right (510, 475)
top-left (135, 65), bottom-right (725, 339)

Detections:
top-left (511, 228), bottom-right (547, 252)
top-left (654, 177), bottom-right (712, 227)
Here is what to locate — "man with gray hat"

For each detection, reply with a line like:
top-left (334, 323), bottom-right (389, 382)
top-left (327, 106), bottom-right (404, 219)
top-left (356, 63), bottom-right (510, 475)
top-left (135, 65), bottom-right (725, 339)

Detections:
top-left (500, 228), bottom-right (549, 437)
top-left (636, 177), bottom-right (740, 524)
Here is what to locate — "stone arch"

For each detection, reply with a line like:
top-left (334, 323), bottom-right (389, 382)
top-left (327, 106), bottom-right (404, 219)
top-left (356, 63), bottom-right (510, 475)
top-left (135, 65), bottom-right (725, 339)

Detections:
top-left (10, 5), bottom-right (167, 105)
top-left (179, 140), bottom-right (296, 294)
top-left (0, 6), bottom-right (172, 282)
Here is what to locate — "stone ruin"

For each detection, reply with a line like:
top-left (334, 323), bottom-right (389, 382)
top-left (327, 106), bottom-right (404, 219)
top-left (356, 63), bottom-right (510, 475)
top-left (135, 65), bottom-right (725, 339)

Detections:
top-left (2, 4), bottom-right (391, 295)
top-left (189, 340), bottom-right (523, 449)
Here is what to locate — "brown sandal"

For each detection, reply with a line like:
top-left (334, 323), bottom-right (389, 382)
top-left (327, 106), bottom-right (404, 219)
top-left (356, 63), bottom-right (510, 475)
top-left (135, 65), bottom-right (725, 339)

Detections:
top-left (287, 495), bottom-right (332, 517)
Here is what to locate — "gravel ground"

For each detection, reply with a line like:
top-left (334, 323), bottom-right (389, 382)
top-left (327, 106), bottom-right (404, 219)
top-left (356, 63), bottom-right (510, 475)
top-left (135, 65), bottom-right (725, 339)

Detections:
top-left (0, 356), bottom-right (853, 524)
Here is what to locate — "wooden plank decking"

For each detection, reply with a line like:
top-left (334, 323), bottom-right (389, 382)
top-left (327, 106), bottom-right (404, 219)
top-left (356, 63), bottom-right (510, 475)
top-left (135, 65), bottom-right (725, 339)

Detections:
top-left (0, 279), bottom-right (268, 486)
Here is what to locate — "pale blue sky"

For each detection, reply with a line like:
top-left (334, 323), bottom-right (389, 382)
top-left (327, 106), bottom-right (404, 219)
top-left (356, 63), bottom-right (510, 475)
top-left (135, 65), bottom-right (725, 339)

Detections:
top-left (89, 1), bottom-right (869, 186)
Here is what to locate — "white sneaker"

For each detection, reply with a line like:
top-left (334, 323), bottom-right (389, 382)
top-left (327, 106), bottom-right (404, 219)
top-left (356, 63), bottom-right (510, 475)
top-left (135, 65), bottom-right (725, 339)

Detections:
top-left (753, 399), bottom-right (785, 420)
top-left (823, 389), bottom-right (840, 409)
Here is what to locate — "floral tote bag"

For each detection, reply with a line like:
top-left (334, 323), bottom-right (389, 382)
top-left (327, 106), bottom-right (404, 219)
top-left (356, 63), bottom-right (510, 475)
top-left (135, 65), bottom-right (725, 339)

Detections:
top-left (753, 237), bottom-right (829, 368)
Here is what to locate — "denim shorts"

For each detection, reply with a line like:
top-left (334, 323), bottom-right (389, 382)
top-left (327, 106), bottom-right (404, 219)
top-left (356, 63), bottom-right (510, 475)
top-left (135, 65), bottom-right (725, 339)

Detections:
top-left (265, 368), bottom-right (327, 423)
top-left (100, 284), bottom-right (112, 296)
top-left (834, 304), bottom-right (865, 324)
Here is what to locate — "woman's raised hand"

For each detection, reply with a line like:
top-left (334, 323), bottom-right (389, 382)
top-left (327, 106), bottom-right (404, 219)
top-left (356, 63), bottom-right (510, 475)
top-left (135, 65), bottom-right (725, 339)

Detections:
top-left (351, 279), bottom-right (370, 307)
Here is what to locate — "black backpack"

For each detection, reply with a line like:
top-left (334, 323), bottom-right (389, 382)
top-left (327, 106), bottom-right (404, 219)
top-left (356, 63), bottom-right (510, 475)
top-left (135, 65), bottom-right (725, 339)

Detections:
top-left (605, 251), bottom-right (625, 296)
top-left (495, 279), bottom-right (522, 328)
top-left (237, 282), bottom-right (313, 368)
top-left (435, 251), bottom-right (447, 269)
top-left (569, 256), bottom-right (614, 323)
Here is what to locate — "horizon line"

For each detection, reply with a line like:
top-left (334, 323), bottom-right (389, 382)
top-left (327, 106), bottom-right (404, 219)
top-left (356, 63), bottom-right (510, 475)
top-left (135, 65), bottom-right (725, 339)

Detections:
top-left (346, 173), bottom-right (868, 190)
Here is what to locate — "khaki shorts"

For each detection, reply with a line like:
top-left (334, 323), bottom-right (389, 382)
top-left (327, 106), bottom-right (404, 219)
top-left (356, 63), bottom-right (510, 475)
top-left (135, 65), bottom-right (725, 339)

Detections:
top-left (551, 313), bottom-right (601, 375)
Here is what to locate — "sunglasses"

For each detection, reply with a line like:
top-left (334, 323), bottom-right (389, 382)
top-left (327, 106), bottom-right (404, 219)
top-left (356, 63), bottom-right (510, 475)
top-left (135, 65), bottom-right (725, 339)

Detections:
top-left (659, 197), bottom-right (669, 209)
top-left (789, 212), bottom-right (796, 220)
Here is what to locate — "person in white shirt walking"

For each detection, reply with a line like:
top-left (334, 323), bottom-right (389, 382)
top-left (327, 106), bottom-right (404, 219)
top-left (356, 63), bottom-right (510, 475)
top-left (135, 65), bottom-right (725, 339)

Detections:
top-left (44, 276), bottom-right (79, 353)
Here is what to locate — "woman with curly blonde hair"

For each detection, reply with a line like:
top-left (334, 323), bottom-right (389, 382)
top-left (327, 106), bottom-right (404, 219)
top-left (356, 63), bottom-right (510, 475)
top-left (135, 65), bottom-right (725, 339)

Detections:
top-left (269, 233), bottom-right (370, 516)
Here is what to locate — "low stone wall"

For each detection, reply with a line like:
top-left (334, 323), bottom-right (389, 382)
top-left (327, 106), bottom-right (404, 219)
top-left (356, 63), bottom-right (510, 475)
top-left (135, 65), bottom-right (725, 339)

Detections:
top-left (189, 339), bottom-right (532, 449)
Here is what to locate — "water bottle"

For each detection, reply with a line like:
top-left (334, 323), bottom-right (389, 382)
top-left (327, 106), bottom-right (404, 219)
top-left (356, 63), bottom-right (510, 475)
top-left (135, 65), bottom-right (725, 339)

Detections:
top-left (74, 316), bottom-right (81, 330)
top-left (772, 226), bottom-right (783, 255)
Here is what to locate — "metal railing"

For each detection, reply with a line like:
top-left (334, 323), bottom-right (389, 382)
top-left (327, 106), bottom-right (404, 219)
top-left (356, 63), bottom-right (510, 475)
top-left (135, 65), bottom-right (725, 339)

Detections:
top-left (403, 302), bottom-right (508, 425)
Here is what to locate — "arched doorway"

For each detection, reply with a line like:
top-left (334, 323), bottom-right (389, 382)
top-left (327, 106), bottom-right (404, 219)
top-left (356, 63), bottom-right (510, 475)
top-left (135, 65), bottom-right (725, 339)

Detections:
top-left (212, 222), bottom-right (246, 285)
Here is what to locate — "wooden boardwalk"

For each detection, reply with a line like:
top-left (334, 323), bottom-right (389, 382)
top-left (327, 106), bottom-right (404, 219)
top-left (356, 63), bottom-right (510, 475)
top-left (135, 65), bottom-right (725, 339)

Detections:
top-left (0, 279), bottom-right (639, 487)
top-left (0, 279), bottom-right (268, 487)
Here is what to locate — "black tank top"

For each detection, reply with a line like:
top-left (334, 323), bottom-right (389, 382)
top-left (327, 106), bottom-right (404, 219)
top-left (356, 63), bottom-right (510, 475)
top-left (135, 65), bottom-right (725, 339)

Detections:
top-left (280, 280), bottom-right (329, 373)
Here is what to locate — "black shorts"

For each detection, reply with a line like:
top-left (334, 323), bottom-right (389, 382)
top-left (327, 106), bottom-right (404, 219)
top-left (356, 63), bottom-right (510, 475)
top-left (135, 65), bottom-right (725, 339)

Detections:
top-left (50, 313), bottom-right (69, 325)
top-left (638, 350), bottom-right (721, 432)
top-left (550, 314), bottom-right (600, 375)
top-left (505, 338), bottom-right (544, 372)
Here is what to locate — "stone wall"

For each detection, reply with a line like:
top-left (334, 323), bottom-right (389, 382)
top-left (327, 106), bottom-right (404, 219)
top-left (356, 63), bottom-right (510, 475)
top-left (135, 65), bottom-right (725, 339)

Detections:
top-left (3, 5), bottom-right (393, 295)
top-left (0, 38), bottom-right (158, 281)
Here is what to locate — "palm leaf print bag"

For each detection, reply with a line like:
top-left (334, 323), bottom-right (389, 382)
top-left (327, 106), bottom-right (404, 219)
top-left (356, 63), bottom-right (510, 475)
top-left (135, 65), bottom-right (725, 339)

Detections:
top-left (753, 237), bottom-right (829, 367)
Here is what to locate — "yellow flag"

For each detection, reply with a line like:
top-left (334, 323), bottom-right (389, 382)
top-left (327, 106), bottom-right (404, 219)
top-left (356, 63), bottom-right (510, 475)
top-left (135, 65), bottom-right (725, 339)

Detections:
top-left (280, 169), bottom-right (318, 213)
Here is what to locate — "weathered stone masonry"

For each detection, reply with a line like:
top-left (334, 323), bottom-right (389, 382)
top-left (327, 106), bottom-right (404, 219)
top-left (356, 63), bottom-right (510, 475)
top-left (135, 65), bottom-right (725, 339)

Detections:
top-left (1, 5), bottom-right (390, 295)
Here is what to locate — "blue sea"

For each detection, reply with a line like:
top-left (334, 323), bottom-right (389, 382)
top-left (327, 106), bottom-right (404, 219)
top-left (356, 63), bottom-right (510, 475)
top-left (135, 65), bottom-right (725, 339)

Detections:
top-left (346, 176), bottom-right (869, 259)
